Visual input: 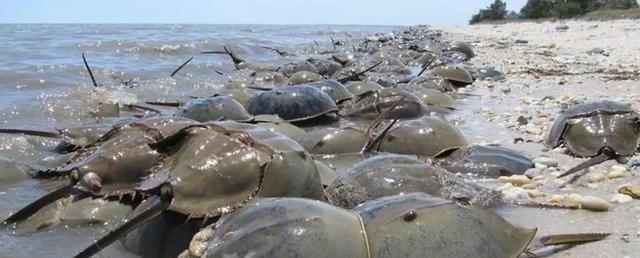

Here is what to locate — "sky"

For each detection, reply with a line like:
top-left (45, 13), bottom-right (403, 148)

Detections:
top-left (0, 0), bottom-right (528, 25)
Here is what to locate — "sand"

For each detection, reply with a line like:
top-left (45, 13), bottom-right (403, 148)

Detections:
top-left (436, 19), bottom-right (640, 257)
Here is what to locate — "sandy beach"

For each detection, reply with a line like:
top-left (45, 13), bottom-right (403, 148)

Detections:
top-left (438, 19), bottom-right (640, 257)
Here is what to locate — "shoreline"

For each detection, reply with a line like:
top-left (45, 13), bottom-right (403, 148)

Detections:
top-left (439, 19), bottom-right (640, 257)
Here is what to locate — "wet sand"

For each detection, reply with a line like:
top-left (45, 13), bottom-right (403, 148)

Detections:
top-left (439, 19), bottom-right (640, 257)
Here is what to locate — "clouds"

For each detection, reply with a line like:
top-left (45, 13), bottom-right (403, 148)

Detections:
top-left (1, 0), bottom-right (528, 25)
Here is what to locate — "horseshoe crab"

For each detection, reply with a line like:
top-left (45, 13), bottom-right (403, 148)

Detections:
top-left (0, 125), bottom-right (114, 154)
top-left (174, 96), bottom-right (253, 122)
top-left (45, 121), bottom-right (324, 257)
top-left (288, 71), bottom-right (323, 85)
top-left (299, 127), bottom-right (368, 154)
top-left (115, 120), bottom-right (320, 257)
top-left (414, 88), bottom-right (457, 109)
top-left (325, 154), bottom-right (501, 209)
top-left (545, 100), bottom-right (640, 178)
top-left (444, 41), bottom-right (475, 58)
top-left (249, 71), bottom-right (288, 85)
top-left (42, 117), bottom-right (197, 189)
top-left (307, 58), bottom-right (343, 77)
top-left (245, 85), bottom-right (338, 123)
top-left (394, 85), bottom-right (457, 110)
top-left (2, 117), bottom-right (197, 226)
top-left (464, 65), bottom-right (505, 81)
top-left (281, 61), bottom-right (319, 75)
top-left (433, 64), bottom-right (474, 87)
top-left (345, 81), bottom-right (384, 96)
top-left (12, 196), bottom-right (131, 235)
top-left (251, 114), bottom-right (307, 142)
top-left (122, 205), bottom-right (203, 258)
top-left (305, 79), bottom-right (355, 104)
top-left (340, 88), bottom-right (428, 120)
top-left (331, 53), bottom-right (358, 66)
top-left (375, 117), bottom-right (469, 157)
top-left (406, 73), bottom-right (458, 92)
top-left (0, 155), bottom-right (30, 184)
top-left (213, 88), bottom-right (253, 105)
top-left (440, 50), bottom-right (470, 63)
top-left (53, 125), bottom-right (114, 153)
top-left (198, 193), bottom-right (536, 258)
top-left (434, 145), bottom-right (533, 178)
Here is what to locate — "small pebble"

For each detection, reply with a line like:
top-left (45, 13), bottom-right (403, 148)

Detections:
top-left (579, 196), bottom-right (610, 212)
top-left (586, 183), bottom-right (599, 189)
top-left (586, 47), bottom-right (605, 55)
top-left (532, 175), bottom-right (546, 181)
top-left (611, 194), bottom-right (633, 204)
top-left (553, 178), bottom-right (566, 186)
top-left (495, 182), bottom-right (513, 192)
top-left (588, 171), bottom-right (606, 183)
top-left (525, 168), bottom-right (543, 178)
top-left (619, 185), bottom-right (640, 199)
top-left (611, 165), bottom-right (627, 172)
top-left (621, 234), bottom-right (631, 243)
top-left (532, 156), bottom-right (558, 167)
top-left (534, 163), bottom-right (548, 169)
top-left (567, 193), bottom-right (583, 203)
top-left (526, 189), bottom-right (545, 198)
top-left (502, 186), bottom-right (530, 202)
top-left (516, 115), bottom-right (528, 125)
top-left (607, 169), bottom-right (627, 179)
top-left (498, 175), bottom-right (531, 186)
top-left (522, 183), bottom-right (538, 190)
top-left (549, 194), bottom-right (565, 203)
top-left (524, 125), bottom-right (542, 135)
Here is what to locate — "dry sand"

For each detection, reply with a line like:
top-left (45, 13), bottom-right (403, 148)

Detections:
top-left (436, 19), bottom-right (640, 257)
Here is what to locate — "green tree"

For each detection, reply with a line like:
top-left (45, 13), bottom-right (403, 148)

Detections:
top-left (520, 0), bottom-right (639, 19)
top-left (506, 10), bottom-right (521, 19)
top-left (520, 0), bottom-right (555, 19)
top-left (469, 0), bottom-right (508, 24)
top-left (550, 2), bottom-right (584, 18)
top-left (602, 0), bottom-right (639, 9)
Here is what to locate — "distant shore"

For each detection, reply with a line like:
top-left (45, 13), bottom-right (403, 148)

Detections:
top-left (471, 8), bottom-right (640, 25)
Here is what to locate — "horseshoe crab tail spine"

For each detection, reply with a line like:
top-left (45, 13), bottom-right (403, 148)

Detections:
top-left (338, 61), bottom-right (383, 83)
top-left (361, 99), bottom-right (406, 153)
top-left (170, 56), bottom-right (194, 77)
top-left (82, 53), bottom-right (98, 87)
top-left (557, 150), bottom-right (613, 179)
top-left (524, 233), bottom-right (610, 257)
top-left (2, 182), bottom-right (74, 226)
top-left (539, 233), bottom-right (610, 246)
top-left (222, 46), bottom-right (245, 67)
top-left (144, 101), bottom-right (182, 107)
top-left (0, 128), bottom-right (61, 138)
top-left (148, 124), bottom-right (207, 153)
top-left (417, 56), bottom-right (437, 77)
top-left (200, 50), bottom-right (227, 54)
top-left (362, 119), bottom-right (397, 153)
top-left (123, 104), bottom-right (163, 115)
top-left (214, 69), bottom-right (224, 75)
top-left (74, 185), bottom-right (173, 258)
top-left (262, 46), bottom-right (288, 57)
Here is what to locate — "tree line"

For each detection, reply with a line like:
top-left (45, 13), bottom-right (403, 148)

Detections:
top-left (470, 0), bottom-right (639, 24)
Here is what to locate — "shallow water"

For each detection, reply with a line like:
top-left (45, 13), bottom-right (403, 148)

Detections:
top-left (0, 24), bottom-right (400, 258)
top-left (2, 21), bottom-right (636, 257)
